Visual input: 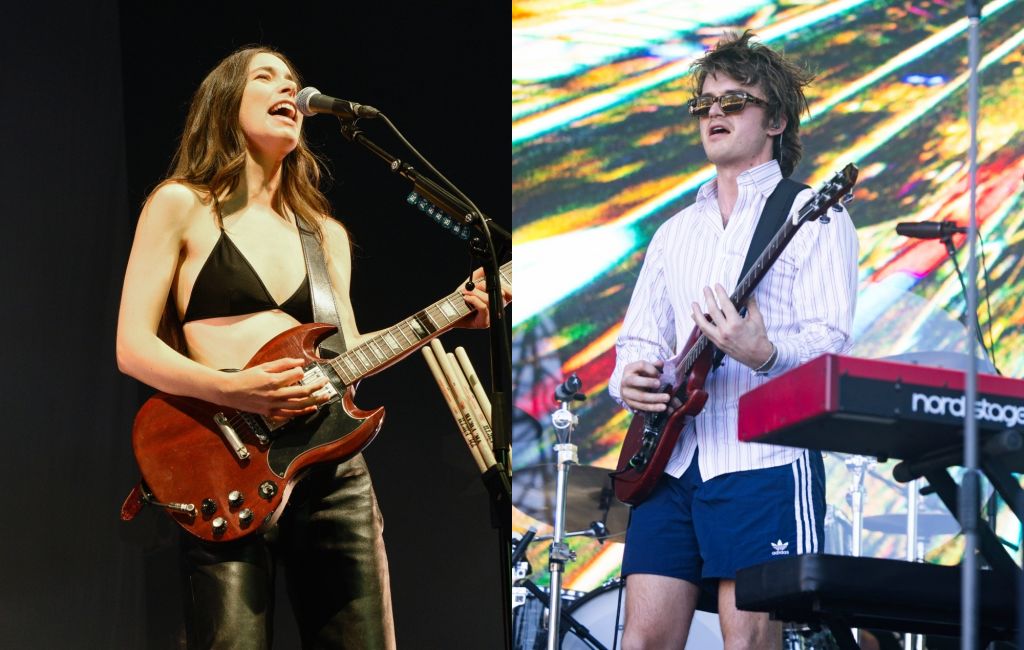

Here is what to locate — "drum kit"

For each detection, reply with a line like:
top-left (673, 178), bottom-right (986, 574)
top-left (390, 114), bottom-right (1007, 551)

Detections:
top-left (512, 376), bottom-right (965, 650)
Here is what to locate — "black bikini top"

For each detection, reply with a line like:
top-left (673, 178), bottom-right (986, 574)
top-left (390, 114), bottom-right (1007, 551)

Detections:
top-left (182, 230), bottom-right (313, 324)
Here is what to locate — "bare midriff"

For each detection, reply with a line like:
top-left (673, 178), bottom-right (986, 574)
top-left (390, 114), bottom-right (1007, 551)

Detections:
top-left (183, 311), bottom-right (300, 370)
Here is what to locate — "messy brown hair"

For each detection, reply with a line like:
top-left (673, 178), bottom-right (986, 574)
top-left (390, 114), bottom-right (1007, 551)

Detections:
top-left (690, 30), bottom-right (814, 177)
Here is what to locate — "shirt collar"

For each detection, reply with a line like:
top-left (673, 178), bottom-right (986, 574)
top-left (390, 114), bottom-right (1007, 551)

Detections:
top-left (696, 159), bottom-right (783, 202)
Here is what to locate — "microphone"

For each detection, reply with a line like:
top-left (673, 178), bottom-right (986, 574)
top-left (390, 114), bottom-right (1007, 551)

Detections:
top-left (295, 87), bottom-right (380, 120)
top-left (553, 373), bottom-right (585, 403)
top-left (895, 220), bottom-right (967, 239)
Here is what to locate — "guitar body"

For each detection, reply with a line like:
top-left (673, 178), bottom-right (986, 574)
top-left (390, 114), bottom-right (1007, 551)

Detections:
top-left (132, 323), bottom-right (385, 543)
top-left (612, 326), bottom-right (711, 505)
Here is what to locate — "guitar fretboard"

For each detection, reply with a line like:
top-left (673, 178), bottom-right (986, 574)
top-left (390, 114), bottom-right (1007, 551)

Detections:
top-left (327, 261), bottom-right (512, 385)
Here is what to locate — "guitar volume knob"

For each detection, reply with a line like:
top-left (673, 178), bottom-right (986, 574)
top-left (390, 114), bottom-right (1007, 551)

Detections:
top-left (228, 490), bottom-right (244, 507)
top-left (201, 499), bottom-right (217, 516)
top-left (211, 517), bottom-right (227, 535)
top-left (238, 508), bottom-right (254, 525)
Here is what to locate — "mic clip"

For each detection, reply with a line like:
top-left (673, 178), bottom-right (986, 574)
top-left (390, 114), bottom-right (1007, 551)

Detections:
top-left (553, 373), bottom-right (585, 403)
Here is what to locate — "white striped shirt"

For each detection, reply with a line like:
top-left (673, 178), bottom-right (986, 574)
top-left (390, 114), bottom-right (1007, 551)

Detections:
top-left (609, 160), bottom-right (859, 481)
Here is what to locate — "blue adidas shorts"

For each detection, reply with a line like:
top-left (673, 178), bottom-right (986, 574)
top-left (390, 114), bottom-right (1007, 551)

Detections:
top-left (621, 448), bottom-right (825, 586)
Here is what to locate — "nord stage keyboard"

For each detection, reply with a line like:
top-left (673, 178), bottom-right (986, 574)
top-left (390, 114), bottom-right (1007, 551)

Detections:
top-left (737, 353), bottom-right (1024, 462)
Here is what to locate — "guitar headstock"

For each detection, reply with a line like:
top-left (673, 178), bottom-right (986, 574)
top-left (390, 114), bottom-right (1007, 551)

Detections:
top-left (799, 163), bottom-right (859, 225)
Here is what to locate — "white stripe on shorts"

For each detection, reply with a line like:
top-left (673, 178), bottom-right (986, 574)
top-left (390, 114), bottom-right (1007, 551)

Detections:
top-left (804, 451), bottom-right (818, 552)
top-left (792, 460), bottom-right (804, 554)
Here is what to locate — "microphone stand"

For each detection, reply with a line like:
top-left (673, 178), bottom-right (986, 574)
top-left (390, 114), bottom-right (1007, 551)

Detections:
top-left (939, 234), bottom-right (989, 355)
top-left (335, 119), bottom-right (514, 648)
top-left (961, 0), bottom-right (982, 648)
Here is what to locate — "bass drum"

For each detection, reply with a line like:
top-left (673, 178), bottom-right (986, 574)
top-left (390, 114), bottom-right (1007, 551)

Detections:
top-left (561, 580), bottom-right (723, 650)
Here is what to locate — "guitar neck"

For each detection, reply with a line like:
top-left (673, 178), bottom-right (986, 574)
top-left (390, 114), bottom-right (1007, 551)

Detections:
top-left (731, 207), bottom-right (807, 312)
top-left (678, 205), bottom-right (808, 376)
top-left (326, 261), bottom-right (511, 384)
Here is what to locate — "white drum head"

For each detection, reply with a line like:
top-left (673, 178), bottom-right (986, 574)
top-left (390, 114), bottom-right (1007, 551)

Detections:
top-left (561, 581), bottom-right (723, 649)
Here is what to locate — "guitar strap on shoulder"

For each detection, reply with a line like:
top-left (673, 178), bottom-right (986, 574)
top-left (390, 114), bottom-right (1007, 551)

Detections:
top-left (741, 177), bottom-right (809, 278)
top-left (711, 177), bottom-right (809, 369)
top-left (297, 217), bottom-right (347, 358)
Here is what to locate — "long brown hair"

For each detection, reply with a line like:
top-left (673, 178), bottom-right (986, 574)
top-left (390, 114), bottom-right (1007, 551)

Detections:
top-left (154, 46), bottom-right (336, 352)
top-left (164, 45), bottom-right (332, 239)
top-left (690, 30), bottom-right (814, 178)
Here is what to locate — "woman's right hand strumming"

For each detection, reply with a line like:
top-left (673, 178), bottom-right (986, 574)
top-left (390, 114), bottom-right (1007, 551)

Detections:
top-left (216, 357), bottom-right (330, 420)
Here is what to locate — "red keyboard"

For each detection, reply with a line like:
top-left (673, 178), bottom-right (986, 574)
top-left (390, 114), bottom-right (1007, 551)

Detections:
top-left (738, 354), bottom-right (1024, 461)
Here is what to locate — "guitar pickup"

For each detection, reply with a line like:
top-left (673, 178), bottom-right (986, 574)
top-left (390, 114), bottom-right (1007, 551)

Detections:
top-left (301, 364), bottom-right (339, 402)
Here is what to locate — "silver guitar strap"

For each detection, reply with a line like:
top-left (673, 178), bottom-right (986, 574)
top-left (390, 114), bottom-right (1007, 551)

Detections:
top-left (297, 217), bottom-right (347, 358)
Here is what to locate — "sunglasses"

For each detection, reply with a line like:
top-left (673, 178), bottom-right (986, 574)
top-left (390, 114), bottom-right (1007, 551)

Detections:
top-left (688, 91), bottom-right (770, 117)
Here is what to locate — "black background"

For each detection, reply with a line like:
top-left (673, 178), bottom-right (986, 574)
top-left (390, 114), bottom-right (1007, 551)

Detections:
top-left (1, 2), bottom-right (506, 647)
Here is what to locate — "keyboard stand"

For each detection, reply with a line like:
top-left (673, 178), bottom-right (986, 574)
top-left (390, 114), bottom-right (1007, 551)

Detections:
top-left (735, 555), bottom-right (1016, 648)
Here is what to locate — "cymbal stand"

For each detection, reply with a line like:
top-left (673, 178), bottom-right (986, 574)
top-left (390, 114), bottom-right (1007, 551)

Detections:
top-left (905, 479), bottom-right (923, 650)
top-left (844, 455), bottom-right (875, 558)
top-left (546, 375), bottom-right (586, 650)
top-left (844, 454), bottom-right (874, 647)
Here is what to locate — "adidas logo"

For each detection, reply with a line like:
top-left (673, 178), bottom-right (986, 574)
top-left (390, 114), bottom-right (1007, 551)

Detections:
top-left (770, 539), bottom-right (789, 556)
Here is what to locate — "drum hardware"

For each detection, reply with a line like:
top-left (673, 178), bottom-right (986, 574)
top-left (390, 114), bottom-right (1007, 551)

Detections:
top-left (512, 525), bottom-right (600, 650)
top-left (842, 453), bottom-right (875, 647)
top-left (823, 504), bottom-right (853, 557)
top-left (512, 463), bottom-right (629, 537)
top-left (512, 374), bottom-right (638, 649)
top-left (781, 622), bottom-right (841, 650)
top-left (512, 530), bottom-right (536, 612)
top-left (517, 579), bottom-right (605, 650)
top-left (534, 521), bottom-right (625, 544)
top-left (862, 512), bottom-right (961, 537)
top-left (843, 454), bottom-right (875, 558)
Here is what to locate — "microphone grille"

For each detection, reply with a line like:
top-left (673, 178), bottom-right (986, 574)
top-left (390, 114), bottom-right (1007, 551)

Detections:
top-left (295, 87), bottom-right (320, 117)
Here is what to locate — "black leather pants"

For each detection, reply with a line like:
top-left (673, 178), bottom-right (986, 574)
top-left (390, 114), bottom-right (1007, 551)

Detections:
top-left (180, 454), bottom-right (395, 649)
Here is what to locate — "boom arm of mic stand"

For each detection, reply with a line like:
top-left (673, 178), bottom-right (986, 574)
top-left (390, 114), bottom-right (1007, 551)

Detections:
top-left (337, 119), bottom-right (512, 463)
top-left (337, 121), bottom-right (510, 243)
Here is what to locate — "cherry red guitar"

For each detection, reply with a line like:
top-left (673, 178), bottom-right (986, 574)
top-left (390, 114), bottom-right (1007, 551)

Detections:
top-left (130, 261), bottom-right (510, 542)
top-left (611, 166), bottom-right (858, 505)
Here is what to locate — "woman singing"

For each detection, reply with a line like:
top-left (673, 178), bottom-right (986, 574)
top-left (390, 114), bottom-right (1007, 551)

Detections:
top-left (116, 46), bottom-right (498, 649)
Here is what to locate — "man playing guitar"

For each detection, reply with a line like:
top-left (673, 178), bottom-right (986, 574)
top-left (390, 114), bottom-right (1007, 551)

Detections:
top-left (608, 31), bottom-right (859, 649)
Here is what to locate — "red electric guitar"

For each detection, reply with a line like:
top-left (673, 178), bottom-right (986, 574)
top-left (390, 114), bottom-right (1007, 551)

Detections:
top-left (127, 261), bottom-right (510, 542)
top-left (611, 165), bottom-right (858, 505)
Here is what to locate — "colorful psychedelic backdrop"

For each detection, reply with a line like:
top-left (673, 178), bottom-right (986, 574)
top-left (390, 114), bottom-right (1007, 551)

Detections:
top-left (512, 0), bottom-right (1024, 592)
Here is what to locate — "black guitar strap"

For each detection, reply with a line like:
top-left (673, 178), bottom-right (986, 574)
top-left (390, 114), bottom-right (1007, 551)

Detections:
top-left (297, 218), bottom-right (347, 358)
top-left (712, 177), bottom-right (809, 368)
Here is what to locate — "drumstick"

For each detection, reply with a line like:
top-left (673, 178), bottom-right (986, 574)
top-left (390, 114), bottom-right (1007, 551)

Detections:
top-left (454, 346), bottom-right (491, 425)
top-left (447, 351), bottom-right (494, 448)
top-left (429, 340), bottom-right (497, 469)
top-left (421, 347), bottom-right (487, 472)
